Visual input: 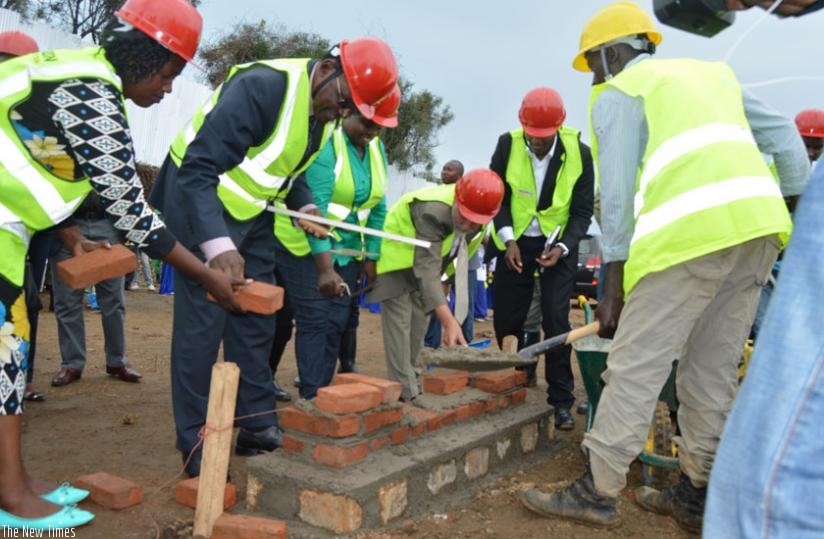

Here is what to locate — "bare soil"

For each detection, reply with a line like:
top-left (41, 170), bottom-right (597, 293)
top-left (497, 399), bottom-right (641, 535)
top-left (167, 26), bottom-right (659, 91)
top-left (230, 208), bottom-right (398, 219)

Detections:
top-left (17, 291), bottom-right (694, 539)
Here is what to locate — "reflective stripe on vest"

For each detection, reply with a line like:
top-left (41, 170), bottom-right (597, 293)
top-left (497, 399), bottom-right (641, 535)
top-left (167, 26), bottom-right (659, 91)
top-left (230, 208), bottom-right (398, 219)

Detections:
top-left (169, 59), bottom-right (333, 221)
top-left (0, 48), bottom-right (119, 233)
top-left (599, 58), bottom-right (791, 295)
top-left (377, 184), bottom-right (455, 275)
top-left (491, 126), bottom-right (584, 250)
top-left (275, 126), bottom-right (387, 257)
top-left (441, 227), bottom-right (485, 281)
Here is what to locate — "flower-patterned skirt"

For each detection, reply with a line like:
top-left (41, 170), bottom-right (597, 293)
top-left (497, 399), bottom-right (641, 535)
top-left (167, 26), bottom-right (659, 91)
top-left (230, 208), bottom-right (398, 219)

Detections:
top-left (0, 276), bottom-right (29, 415)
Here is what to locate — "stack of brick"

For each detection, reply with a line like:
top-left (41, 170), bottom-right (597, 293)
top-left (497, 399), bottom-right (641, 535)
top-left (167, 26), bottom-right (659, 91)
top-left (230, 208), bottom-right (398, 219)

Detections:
top-left (279, 368), bottom-right (529, 468)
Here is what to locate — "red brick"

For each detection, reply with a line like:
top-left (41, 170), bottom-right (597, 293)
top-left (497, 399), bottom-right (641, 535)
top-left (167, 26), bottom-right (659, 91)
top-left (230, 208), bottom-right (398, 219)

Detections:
top-left (212, 513), bottom-right (287, 539)
top-left (57, 244), bottom-right (137, 289)
top-left (333, 373), bottom-right (403, 403)
top-left (454, 404), bottom-right (472, 423)
top-left (208, 281), bottom-right (284, 315)
top-left (469, 401), bottom-right (486, 417)
top-left (440, 408), bottom-right (458, 427)
top-left (514, 370), bottom-right (528, 385)
top-left (498, 396), bottom-right (510, 409)
top-left (282, 435), bottom-right (306, 455)
top-left (510, 387), bottom-right (528, 405)
top-left (369, 435), bottom-right (390, 452)
top-left (75, 472), bottom-right (142, 510)
top-left (390, 426), bottom-right (408, 445)
top-left (485, 397), bottom-right (498, 413)
top-left (405, 406), bottom-right (440, 433)
top-left (474, 369), bottom-right (519, 394)
top-left (280, 407), bottom-right (360, 438)
top-left (174, 477), bottom-right (236, 509)
top-left (312, 441), bottom-right (369, 467)
top-left (426, 414), bottom-right (442, 432)
top-left (316, 383), bottom-right (382, 414)
top-left (363, 408), bottom-right (404, 433)
top-left (422, 369), bottom-right (469, 395)
top-left (410, 422), bottom-right (426, 437)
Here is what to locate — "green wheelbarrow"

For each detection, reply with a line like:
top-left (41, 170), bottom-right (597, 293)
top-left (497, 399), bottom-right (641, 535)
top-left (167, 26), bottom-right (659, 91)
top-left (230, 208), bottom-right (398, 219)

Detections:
top-left (573, 297), bottom-right (679, 486)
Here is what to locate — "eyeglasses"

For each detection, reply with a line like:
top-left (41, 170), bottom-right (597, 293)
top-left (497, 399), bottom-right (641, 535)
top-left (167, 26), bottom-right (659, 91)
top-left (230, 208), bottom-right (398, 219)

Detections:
top-left (336, 76), bottom-right (356, 112)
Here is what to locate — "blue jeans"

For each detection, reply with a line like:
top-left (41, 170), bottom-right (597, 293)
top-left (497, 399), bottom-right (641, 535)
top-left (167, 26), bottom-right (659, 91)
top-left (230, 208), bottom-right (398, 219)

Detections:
top-left (705, 167), bottom-right (824, 538)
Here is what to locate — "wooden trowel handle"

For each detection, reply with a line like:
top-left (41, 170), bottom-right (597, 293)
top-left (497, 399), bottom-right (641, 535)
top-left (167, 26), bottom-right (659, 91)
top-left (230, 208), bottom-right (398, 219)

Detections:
top-left (298, 218), bottom-right (330, 239)
top-left (565, 321), bottom-right (600, 345)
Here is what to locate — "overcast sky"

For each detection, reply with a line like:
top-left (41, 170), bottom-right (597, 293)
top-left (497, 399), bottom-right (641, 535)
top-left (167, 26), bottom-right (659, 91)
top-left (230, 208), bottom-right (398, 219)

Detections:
top-left (196, 1), bottom-right (822, 175)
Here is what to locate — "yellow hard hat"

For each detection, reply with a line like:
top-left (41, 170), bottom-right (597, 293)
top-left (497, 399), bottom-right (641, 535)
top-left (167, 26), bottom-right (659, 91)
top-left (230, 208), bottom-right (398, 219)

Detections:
top-left (573, 1), bottom-right (663, 72)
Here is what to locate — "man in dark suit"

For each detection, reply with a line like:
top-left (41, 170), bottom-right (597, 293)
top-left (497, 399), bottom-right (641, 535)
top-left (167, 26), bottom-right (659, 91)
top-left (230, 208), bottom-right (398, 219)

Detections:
top-left (489, 87), bottom-right (594, 430)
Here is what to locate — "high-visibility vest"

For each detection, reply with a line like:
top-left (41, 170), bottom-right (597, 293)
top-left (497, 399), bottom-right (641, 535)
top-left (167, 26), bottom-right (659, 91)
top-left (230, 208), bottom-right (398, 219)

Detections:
top-left (441, 227), bottom-right (484, 282)
top-left (377, 184), bottom-right (455, 275)
top-left (491, 126), bottom-right (584, 250)
top-left (594, 58), bottom-right (791, 295)
top-left (0, 47), bottom-right (119, 286)
top-left (274, 125), bottom-right (387, 256)
top-left (169, 58), bottom-right (333, 222)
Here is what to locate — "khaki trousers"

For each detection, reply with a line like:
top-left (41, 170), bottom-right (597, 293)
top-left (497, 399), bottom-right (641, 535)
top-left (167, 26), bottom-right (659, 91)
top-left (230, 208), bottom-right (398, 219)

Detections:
top-left (381, 290), bottom-right (429, 400)
top-left (583, 236), bottom-right (780, 497)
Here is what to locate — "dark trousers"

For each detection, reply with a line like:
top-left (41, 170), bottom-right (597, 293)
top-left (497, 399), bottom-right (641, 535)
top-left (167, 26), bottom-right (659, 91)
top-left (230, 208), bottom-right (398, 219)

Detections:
top-left (493, 235), bottom-right (576, 409)
top-left (170, 212), bottom-right (278, 455)
top-left (274, 237), bottom-right (360, 399)
top-left (268, 264), bottom-right (294, 376)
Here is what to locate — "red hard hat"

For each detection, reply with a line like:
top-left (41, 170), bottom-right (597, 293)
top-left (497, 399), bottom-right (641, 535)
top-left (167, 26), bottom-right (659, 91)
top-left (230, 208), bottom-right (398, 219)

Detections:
top-left (455, 169), bottom-right (505, 225)
top-left (115, 0), bottom-right (202, 62)
top-left (0, 31), bottom-right (39, 57)
top-left (795, 109), bottom-right (824, 138)
top-left (370, 84), bottom-right (401, 128)
top-left (518, 87), bottom-right (566, 138)
top-left (340, 37), bottom-right (398, 121)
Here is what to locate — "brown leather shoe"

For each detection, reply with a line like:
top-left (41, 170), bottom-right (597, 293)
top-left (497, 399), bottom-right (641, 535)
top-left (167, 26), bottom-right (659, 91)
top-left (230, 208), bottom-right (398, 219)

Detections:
top-left (51, 367), bottom-right (82, 387)
top-left (106, 365), bottom-right (142, 383)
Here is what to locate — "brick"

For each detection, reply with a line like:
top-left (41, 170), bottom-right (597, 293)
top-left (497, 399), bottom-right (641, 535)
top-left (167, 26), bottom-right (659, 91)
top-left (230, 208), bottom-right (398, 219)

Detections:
top-left (410, 421), bottom-right (426, 437)
top-left (315, 383), bottom-right (382, 414)
top-left (464, 447), bottom-right (490, 480)
top-left (510, 387), bottom-right (528, 405)
top-left (174, 477), bottom-right (236, 509)
top-left (454, 404), bottom-right (472, 423)
top-left (312, 441), bottom-right (369, 467)
top-left (514, 370), bottom-right (528, 385)
top-left (422, 369), bottom-right (469, 395)
top-left (75, 472), bottom-right (142, 510)
top-left (363, 408), bottom-right (403, 433)
top-left (405, 406), bottom-right (438, 429)
top-left (56, 244), bottom-right (136, 289)
top-left (498, 396), bottom-right (511, 410)
top-left (369, 435), bottom-right (390, 452)
top-left (282, 435), bottom-right (306, 455)
top-left (333, 373), bottom-right (403, 403)
top-left (299, 489), bottom-right (363, 534)
top-left (379, 479), bottom-right (408, 524)
top-left (208, 281), bottom-right (284, 315)
top-left (212, 513), bottom-right (287, 539)
top-left (440, 408), bottom-right (458, 427)
top-left (390, 426), bottom-right (408, 445)
top-left (469, 401), bottom-right (486, 417)
top-left (474, 369), bottom-right (519, 394)
top-left (281, 407), bottom-right (360, 438)
top-left (485, 397), bottom-right (498, 413)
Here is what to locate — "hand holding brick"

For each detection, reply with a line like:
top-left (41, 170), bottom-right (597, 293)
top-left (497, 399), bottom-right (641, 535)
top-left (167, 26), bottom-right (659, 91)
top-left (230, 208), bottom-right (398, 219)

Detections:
top-left (56, 244), bottom-right (137, 289)
top-left (208, 281), bottom-right (284, 314)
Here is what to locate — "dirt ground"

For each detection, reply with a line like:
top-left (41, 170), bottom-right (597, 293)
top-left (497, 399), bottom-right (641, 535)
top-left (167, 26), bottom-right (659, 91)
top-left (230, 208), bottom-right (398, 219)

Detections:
top-left (17, 290), bottom-right (695, 539)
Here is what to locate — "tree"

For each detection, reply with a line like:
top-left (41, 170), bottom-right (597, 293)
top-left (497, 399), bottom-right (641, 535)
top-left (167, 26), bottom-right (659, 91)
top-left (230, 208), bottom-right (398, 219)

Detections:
top-left (198, 21), bottom-right (453, 174)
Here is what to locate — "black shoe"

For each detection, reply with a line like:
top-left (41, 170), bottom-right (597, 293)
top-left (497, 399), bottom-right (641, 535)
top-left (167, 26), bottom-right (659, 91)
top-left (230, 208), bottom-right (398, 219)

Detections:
top-left (521, 468), bottom-right (620, 528)
top-left (555, 407), bottom-right (575, 430)
top-left (576, 401), bottom-right (590, 415)
top-left (182, 449), bottom-right (202, 478)
top-left (235, 425), bottom-right (283, 456)
top-left (635, 473), bottom-right (706, 533)
top-left (272, 379), bottom-right (292, 402)
top-left (516, 365), bottom-right (538, 388)
top-left (293, 376), bottom-right (301, 388)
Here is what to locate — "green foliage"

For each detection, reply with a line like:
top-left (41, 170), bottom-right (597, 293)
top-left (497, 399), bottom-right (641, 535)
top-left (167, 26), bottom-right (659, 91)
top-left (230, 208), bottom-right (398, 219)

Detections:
top-left (381, 78), bottom-right (454, 175)
top-left (198, 20), bottom-right (330, 87)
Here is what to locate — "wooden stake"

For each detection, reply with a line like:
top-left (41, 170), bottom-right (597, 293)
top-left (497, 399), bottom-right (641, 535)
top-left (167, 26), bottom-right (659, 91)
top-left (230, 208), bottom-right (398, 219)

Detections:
top-left (193, 362), bottom-right (239, 538)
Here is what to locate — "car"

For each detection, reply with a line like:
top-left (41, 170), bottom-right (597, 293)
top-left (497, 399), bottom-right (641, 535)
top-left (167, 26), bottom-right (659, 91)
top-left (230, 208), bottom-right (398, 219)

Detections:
top-left (574, 234), bottom-right (601, 299)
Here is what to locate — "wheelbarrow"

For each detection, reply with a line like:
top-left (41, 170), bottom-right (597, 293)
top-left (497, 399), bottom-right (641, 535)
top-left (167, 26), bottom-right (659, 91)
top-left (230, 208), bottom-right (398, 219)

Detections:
top-left (572, 297), bottom-right (679, 486)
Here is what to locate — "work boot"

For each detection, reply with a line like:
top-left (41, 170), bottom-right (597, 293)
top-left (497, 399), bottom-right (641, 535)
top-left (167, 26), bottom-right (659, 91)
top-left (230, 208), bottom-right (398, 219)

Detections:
top-left (272, 379), bottom-right (292, 402)
top-left (635, 473), bottom-right (706, 533)
top-left (521, 468), bottom-right (620, 528)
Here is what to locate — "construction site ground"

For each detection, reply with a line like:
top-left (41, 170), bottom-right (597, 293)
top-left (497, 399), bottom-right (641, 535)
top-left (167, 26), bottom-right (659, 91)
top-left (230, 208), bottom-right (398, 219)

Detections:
top-left (20, 290), bottom-right (694, 538)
